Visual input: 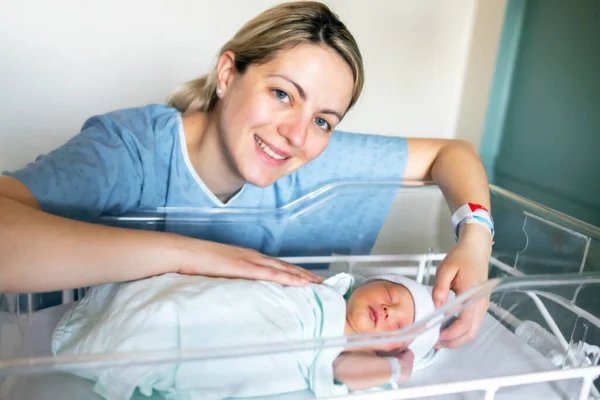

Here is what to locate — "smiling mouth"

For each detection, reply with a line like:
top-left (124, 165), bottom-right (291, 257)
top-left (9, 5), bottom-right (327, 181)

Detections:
top-left (254, 135), bottom-right (288, 160)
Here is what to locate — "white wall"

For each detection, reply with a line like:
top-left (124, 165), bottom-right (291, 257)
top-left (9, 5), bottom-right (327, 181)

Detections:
top-left (454, 0), bottom-right (508, 147)
top-left (0, 0), bottom-right (505, 172)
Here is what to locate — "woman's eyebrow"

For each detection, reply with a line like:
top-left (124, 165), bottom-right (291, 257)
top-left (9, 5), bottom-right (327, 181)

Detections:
top-left (269, 74), bottom-right (343, 121)
top-left (321, 108), bottom-right (343, 122)
top-left (270, 74), bottom-right (307, 100)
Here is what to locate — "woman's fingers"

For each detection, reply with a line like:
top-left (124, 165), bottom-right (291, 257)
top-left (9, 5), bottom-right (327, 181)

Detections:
top-left (255, 253), bottom-right (323, 283)
top-left (432, 262), bottom-right (457, 309)
top-left (432, 237), bottom-right (491, 349)
top-left (241, 261), bottom-right (313, 286)
top-left (437, 297), bottom-right (488, 348)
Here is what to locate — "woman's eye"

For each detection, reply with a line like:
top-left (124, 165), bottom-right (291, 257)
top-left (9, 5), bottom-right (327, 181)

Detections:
top-left (315, 117), bottom-right (331, 131)
top-left (273, 89), bottom-right (290, 102)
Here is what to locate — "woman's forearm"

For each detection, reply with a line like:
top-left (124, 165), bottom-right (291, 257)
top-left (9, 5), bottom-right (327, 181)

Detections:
top-left (405, 139), bottom-right (490, 212)
top-left (0, 196), bottom-right (186, 293)
top-left (430, 140), bottom-right (490, 212)
top-left (430, 140), bottom-right (492, 245)
top-left (405, 138), bottom-right (492, 244)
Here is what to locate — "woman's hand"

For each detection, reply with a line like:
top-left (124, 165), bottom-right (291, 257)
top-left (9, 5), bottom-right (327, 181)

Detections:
top-left (432, 224), bottom-right (492, 349)
top-left (176, 239), bottom-right (323, 286)
top-left (403, 138), bottom-right (493, 349)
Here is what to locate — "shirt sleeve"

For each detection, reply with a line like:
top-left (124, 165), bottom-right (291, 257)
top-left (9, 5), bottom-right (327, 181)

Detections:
top-left (2, 112), bottom-right (146, 221)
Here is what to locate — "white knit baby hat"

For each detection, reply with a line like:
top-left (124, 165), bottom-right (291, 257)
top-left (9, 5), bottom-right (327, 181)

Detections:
top-left (361, 274), bottom-right (443, 361)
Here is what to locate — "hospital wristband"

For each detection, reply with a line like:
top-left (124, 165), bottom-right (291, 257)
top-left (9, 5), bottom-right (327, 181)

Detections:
top-left (451, 203), bottom-right (495, 243)
top-left (386, 357), bottom-right (401, 388)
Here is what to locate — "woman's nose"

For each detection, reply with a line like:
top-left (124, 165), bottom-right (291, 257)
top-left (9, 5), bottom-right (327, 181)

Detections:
top-left (277, 115), bottom-right (309, 147)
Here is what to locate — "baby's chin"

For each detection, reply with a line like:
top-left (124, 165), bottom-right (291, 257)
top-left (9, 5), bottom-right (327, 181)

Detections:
top-left (339, 340), bottom-right (409, 354)
top-left (343, 318), bottom-right (410, 353)
top-left (373, 342), bottom-right (411, 354)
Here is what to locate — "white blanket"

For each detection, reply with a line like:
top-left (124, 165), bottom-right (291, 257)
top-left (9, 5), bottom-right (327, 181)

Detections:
top-left (51, 273), bottom-right (353, 400)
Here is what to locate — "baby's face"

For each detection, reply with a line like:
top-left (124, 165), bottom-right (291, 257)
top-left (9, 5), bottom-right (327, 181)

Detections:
top-left (346, 280), bottom-right (415, 336)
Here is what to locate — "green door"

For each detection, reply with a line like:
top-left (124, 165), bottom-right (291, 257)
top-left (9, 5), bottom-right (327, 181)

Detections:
top-left (482, 0), bottom-right (600, 227)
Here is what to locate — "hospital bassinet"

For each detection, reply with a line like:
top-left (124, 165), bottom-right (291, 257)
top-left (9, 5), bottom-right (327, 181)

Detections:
top-left (0, 182), bottom-right (598, 400)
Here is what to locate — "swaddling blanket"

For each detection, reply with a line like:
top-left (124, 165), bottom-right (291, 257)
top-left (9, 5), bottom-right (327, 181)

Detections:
top-left (52, 273), bottom-right (354, 400)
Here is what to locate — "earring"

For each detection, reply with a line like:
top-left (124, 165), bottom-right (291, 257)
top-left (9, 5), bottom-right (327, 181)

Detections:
top-left (216, 88), bottom-right (223, 96)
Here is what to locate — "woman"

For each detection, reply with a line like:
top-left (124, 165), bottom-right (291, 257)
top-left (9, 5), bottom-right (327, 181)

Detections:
top-left (0, 1), bottom-right (491, 349)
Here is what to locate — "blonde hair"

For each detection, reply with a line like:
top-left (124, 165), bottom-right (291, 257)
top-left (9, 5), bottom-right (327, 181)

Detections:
top-left (167, 1), bottom-right (364, 115)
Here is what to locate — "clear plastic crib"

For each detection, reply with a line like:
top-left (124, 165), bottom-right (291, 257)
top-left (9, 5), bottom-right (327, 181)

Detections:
top-left (0, 182), bottom-right (598, 400)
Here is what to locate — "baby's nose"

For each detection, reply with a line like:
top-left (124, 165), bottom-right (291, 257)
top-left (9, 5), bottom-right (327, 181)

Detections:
top-left (382, 305), bottom-right (390, 320)
top-left (382, 304), bottom-right (402, 321)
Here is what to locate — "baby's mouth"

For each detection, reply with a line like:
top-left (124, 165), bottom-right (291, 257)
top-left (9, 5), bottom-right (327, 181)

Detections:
top-left (368, 306), bottom-right (378, 327)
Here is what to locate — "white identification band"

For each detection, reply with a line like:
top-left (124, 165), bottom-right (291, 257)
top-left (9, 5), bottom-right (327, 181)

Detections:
top-left (451, 203), bottom-right (494, 243)
top-left (386, 357), bottom-right (402, 388)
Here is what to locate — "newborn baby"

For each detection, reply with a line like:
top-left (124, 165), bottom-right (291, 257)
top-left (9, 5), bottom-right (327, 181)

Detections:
top-left (52, 273), bottom-right (443, 399)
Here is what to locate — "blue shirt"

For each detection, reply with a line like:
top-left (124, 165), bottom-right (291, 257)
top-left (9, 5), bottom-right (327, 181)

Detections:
top-left (3, 104), bottom-right (408, 257)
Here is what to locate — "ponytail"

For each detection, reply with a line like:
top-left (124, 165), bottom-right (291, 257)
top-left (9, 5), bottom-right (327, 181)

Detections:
top-left (166, 72), bottom-right (218, 114)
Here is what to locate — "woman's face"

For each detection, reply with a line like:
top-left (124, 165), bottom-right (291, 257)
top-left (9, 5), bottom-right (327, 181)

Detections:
top-left (346, 280), bottom-right (415, 335)
top-left (216, 44), bottom-right (355, 187)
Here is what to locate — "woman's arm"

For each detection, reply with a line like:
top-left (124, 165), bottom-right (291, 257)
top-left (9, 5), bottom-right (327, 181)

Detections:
top-left (0, 177), bottom-right (321, 293)
top-left (404, 138), bottom-right (490, 210)
top-left (404, 138), bottom-right (493, 348)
